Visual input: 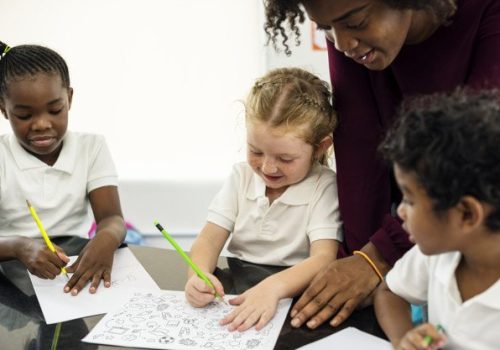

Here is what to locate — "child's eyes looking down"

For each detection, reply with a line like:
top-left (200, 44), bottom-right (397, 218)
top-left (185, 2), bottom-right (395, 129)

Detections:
top-left (13, 114), bottom-right (32, 120)
top-left (50, 108), bottom-right (64, 115)
top-left (250, 150), bottom-right (295, 164)
top-left (346, 19), bottom-right (366, 30)
top-left (315, 15), bottom-right (367, 32)
top-left (13, 108), bottom-right (64, 120)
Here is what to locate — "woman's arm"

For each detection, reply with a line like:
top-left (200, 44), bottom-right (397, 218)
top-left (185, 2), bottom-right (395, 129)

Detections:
top-left (467, 0), bottom-right (500, 89)
top-left (64, 185), bottom-right (125, 295)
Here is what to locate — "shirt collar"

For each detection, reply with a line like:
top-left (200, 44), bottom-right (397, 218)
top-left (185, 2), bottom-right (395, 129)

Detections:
top-left (246, 163), bottom-right (322, 206)
top-left (476, 279), bottom-right (500, 309)
top-left (10, 132), bottom-right (75, 174)
top-left (435, 251), bottom-right (500, 309)
top-left (434, 251), bottom-right (461, 286)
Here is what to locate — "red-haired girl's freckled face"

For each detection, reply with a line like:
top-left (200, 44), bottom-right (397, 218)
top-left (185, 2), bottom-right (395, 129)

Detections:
top-left (3, 73), bottom-right (71, 166)
top-left (303, 0), bottom-right (414, 70)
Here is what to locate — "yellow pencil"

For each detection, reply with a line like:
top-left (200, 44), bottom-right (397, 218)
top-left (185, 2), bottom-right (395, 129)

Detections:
top-left (26, 200), bottom-right (69, 280)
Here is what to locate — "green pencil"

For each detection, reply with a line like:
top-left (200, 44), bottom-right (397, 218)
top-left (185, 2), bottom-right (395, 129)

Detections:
top-left (154, 220), bottom-right (225, 303)
top-left (423, 324), bottom-right (445, 347)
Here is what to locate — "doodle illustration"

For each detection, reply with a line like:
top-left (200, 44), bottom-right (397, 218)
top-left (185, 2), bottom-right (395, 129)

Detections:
top-left (83, 290), bottom-right (291, 350)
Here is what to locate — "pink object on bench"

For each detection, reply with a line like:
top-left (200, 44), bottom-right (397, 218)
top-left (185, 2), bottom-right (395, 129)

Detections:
top-left (87, 221), bottom-right (136, 239)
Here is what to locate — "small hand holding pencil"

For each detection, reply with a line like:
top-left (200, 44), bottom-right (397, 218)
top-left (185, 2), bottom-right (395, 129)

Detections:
top-left (399, 323), bottom-right (447, 350)
top-left (25, 200), bottom-right (70, 281)
top-left (154, 221), bottom-right (227, 305)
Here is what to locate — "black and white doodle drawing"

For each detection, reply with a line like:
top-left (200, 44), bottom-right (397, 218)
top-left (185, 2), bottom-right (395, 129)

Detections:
top-left (83, 291), bottom-right (291, 350)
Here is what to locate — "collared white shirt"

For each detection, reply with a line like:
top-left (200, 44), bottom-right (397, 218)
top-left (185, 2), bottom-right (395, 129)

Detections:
top-left (386, 245), bottom-right (500, 350)
top-left (207, 162), bottom-right (342, 266)
top-left (0, 132), bottom-right (118, 238)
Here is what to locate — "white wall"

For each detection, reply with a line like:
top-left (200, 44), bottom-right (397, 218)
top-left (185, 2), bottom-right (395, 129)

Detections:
top-left (265, 18), bottom-right (329, 87)
top-left (0, 0), bottom-right (264, 181)
top-left (0, 1), bottom-right (331, 235)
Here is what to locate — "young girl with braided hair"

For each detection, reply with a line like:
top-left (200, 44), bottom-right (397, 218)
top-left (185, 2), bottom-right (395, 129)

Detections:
top-left (185, 67), bottom-right (342, 331)
top-left (0, 41), bottom-right (126, 295)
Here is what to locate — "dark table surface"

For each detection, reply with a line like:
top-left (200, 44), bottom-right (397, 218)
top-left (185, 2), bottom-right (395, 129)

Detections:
top-left (0, 237), bottom-right (386, 349)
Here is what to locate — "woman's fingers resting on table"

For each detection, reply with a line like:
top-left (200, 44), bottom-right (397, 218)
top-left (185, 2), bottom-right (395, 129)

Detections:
top-left (290, 254), bottom-right (381, 329)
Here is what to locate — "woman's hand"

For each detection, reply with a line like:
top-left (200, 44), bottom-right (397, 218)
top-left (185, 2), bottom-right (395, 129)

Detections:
top-left (290, 253), bottom-right (381, 329)
top-left (64, 233), bottom-right (117, 295)
top-left (396, 323), bottom-right (447, 350)
top-left (220, 280), bottom-right (280, 332)
top-left (15, 237), bottom-right (69, 279)
top-left (185, 272), bottom-right (225, 307)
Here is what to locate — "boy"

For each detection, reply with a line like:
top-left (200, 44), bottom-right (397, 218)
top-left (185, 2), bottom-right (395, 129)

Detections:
top-left (375, 89), bottom-right (500, 349)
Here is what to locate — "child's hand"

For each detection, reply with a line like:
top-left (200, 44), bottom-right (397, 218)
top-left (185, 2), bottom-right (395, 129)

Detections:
top-left (15, 237), bottom-right (69, 279)
top-left (397, 323), bottom-right (447, 350)
top-left (64, 233), bottom-right (117, 295)
top-left (220, 280), bottom-right (280, 332)
top-left (185, 273), bottom-right (225, 307)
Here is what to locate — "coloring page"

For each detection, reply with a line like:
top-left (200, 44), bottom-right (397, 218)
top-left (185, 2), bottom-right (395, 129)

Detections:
top-left (29, 247), bottom-right (160, 324)
top-left (83, 290), bottom-right (292, 350)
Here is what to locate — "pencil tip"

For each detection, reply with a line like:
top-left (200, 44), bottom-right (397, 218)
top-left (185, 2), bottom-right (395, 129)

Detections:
top-left (26, 199), bottom-right (31, 207)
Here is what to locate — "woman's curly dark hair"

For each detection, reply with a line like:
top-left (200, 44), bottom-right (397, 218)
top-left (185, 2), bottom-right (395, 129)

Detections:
top-left (263, 0), bottom-right (457, 56)
top-left (380, 88), bottom-right (500, 231)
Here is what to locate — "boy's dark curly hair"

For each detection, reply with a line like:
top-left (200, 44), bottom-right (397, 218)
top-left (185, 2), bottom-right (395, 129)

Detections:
top-left (380, 88), bottom-right (500, 231)
top-left (263, 0), bottom-right (457, 55)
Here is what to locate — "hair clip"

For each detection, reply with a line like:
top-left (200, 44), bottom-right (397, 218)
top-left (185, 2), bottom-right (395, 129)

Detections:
top-left (1, 44), bottom-right (11, 59)
top-left (253, 81), bottom-right (264, 90)
top-left (300, 93), bottom-right (326, 112)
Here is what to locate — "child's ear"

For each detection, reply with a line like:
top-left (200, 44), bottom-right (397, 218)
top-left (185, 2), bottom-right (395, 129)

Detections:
top-left (67, 87), bottom-right (74, 109)
top-left (0, 101), bottom-right (6, 119)
top-left (315, 136), bottom-right (333, 158)
top-left (456, 196), bottom-right (486, 232)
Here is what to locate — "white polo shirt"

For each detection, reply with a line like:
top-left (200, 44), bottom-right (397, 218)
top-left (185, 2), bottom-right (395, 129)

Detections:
top-left (207, 162), bottom-right (342, 266)
top-left (386, 245), bottom-right (500, 350)
top-left (0, 132), bottom-right (118, 238)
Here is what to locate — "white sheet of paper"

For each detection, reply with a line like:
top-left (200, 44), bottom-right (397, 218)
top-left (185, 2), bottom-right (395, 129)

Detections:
top-left (297, 327), bottom-right (391, 349)
top-left (29, 247), bottom-right (160, 324)
top-left (83, 290), bottom-right (292, 350)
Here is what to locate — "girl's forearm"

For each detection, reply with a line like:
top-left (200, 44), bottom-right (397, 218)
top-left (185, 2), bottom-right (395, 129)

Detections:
top-left (0, 236), bottom-right (29, 261)
top-left (95, 215), bottom-right (126, 248)
top-left (264, 252), bottom-right (335, 300)
top-left (188, 235), bottom-right (221, 277)
top-left (187, 223), bottom-right (229, 278)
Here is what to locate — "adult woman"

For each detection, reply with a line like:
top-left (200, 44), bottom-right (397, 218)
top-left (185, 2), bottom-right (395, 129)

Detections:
top-left (263, 0), bottom-right (500, 330)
